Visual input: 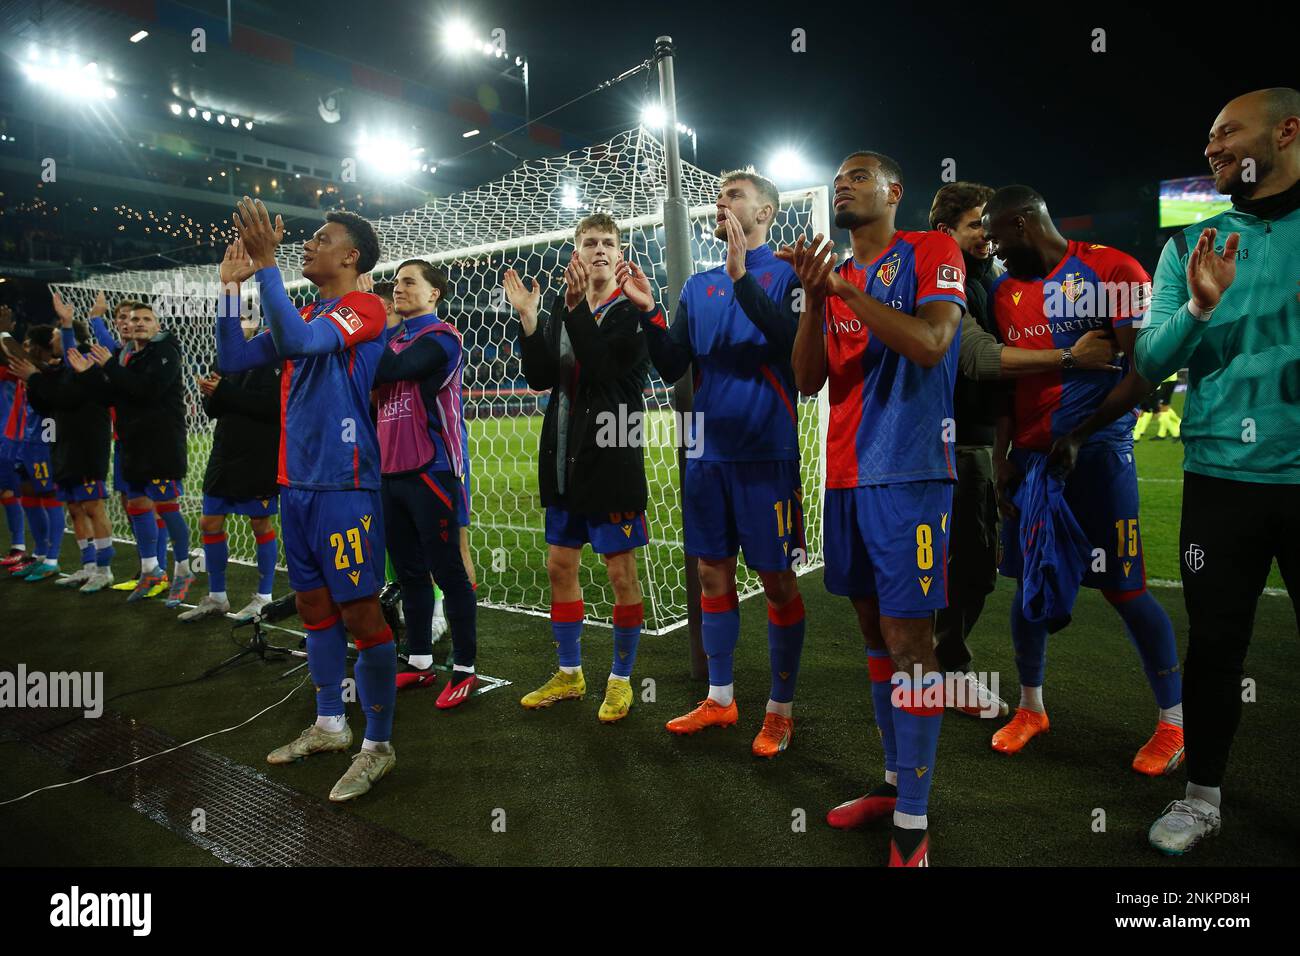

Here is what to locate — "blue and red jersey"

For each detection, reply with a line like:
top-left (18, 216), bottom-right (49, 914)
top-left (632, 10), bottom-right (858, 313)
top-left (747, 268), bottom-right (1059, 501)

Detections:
top-left (990, 240), bottom-right (1149, 451)
top-left (0, 371), bottom-right (42, 446)
top-left (276, 292), bottom-right (387, 490)
top-left (666, 245), bottom-right (801, 462)
top-left (824, 230), bottom-right (967, 487)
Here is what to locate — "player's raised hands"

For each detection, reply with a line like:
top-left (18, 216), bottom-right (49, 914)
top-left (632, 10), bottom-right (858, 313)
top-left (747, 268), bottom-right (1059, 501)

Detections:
top-left (5, 354), bottom-right (37, 381)
top-left (563, 251), bottom-right (591, 311)
top-left (357, 272), bottom-right (374, 294)
top-left (196, 372), bottom-right (221, 397)
top-left (220, 239), bottom-right (256, 288)
top-left (232, 197), bottom-right (284, 269)
top-left (1186, 227), bottom-right (1239, 312)
top-left (777, 234), bottom-right (839, 307)
top-left (65, 348), bottom-right (93, 373)
top-left (503, 268), bottom-right (542, 335)
top-left (51, 289), bottom-right (75, 327)
top-left (723, 210), bottom-right (749, 282)
top-left (88, 343), bottom-right (113, 367)
top-left (89, 290), bottom-right (108, 319)
top-left (615, 256), bottom-right (655, 312)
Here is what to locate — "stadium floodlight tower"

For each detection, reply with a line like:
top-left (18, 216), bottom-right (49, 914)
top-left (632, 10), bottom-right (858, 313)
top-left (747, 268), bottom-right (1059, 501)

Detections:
top-left (654, 35), bottom-right (706, 679)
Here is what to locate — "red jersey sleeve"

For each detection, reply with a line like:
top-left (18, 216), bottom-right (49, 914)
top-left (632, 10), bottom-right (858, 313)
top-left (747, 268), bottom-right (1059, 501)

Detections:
top-left (322, 291), bottom-right (387, 348)
top-left (1087, 246), bottom-right (1151, 329)
top-left (913, 231), bottom-right (968, 310)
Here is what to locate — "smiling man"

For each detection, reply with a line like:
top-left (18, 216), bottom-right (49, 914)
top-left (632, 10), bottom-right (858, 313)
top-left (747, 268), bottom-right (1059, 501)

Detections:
top-left (1139, 87), bottom-right (1300, 856)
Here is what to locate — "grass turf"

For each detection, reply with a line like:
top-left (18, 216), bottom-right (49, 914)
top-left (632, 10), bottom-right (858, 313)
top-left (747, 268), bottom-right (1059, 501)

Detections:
top-left (1, 392), bottom-right (1295, 866)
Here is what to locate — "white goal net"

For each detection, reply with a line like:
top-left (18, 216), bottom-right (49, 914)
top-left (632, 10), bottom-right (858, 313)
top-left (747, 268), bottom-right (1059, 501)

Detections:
top-left (50, 127), bottom-right (830, 634)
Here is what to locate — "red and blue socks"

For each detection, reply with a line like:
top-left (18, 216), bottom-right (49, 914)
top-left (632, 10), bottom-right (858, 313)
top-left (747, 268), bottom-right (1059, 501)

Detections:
top-left (767, 594), bottom-right (805, 704)
top-left (1107, 588), bottom-right (1182, 710)
top-left (4, 493), bottom-right (25, 549)
top-left (355, 625), bottom-right (397, 744)
top-left (867, 648), bottom-right (899, 779)
top-left (203, 531), bottom-right (228, 595)
top-left (305, 613), bottom-right (347, 719)
top-left (20, 497), bottom-right (48, 561)
top-left (155, 501), bottom-right (190, 574)
top-left (254, 529), bottom-right (277, 596)
top-left (701, 590), bottom-right (740, 695)
top-left (127, 504), bottom-right (158, 572)
top-left (551, 599), bottom-right (584, 670)
top-left (892, 670), bottom-right (944, 822)
top-left (611, 601), bottom-right (643, 679)
top-left (1010, 585), bottom-right (1049, 690)
top-left (154, 516), bottom-right (169, 571)
top-left (42, 498), bottom-right (64, 562)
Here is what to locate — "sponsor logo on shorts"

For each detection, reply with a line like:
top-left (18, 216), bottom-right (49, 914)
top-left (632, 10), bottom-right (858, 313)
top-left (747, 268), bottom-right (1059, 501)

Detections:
top-left (347, 570), bottom-right (361, 586)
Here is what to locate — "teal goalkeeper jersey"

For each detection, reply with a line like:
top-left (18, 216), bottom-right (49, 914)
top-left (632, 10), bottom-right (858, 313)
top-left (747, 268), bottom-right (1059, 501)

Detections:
top-left (1135, 204), bottom-right (1300, 484)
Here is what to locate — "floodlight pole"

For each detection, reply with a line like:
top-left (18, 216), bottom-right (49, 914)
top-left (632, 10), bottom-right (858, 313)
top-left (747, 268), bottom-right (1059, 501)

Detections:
top-left (655, 36), bottom-right (706, 681)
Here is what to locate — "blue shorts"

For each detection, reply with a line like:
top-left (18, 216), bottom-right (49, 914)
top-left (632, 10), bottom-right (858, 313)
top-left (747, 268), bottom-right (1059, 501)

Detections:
top-left (683, 459), bottom-right (805, 573)
top-left (281, 486), bottom-right (385, 601)
top-left (1000, 444), bottom-right (1145, 593)
top-left (823, 480), bottom-right (954, 618)
top-left (202, 493), bottom-right (279, 517)
top-left (58, 480), bottom-right (108, 503)
top-left (456, 471), bottom-right (471, 528)
top-left (17, 446), bottom-right (55, 494)
top-left (124, 478), bottom-right (184, 501)
top-left (545, 506), bottom-right (648, 555)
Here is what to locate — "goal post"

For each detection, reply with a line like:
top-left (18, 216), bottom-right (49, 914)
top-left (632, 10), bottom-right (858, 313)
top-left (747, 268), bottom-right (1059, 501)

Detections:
top-left (50, 128), bottom-right (829, 635)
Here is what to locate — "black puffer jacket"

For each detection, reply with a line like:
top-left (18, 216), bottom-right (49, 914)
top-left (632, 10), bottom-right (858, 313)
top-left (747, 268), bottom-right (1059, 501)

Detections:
top-left (81, 332), bottom-right (187, 482)
top-left (201, 365), bottom-right (281, 500)
top-left (518, 292), bottom-right (650, 516)
top-left (24, 356), bottom-right (112, 486)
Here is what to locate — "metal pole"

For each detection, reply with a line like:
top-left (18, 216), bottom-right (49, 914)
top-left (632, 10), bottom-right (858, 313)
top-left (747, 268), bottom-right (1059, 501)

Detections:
top-left (655, 36), bottom-right (705, 681)
top-left (523, 57), bottom-right (531, 125)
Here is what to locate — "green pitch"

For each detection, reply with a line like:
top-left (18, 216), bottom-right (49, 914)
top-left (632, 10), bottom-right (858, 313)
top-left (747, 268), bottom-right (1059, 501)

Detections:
top-left (1159, 198), bottom-right (1232, 229)
top-left (2, 392), bottom-right (1294, 866)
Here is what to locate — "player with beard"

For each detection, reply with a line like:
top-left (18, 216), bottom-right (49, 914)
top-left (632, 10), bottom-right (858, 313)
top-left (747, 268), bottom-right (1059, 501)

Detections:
top-left (786, 151), bottom-right (966, 866)
top-left (1141, 88), bottom-right (1300, 855)
top-left (217, 204), bottom-right (395, 803)
top-left (982, 185), bottom-right (1184, 777)
top-left (638, 170), bottom-right (808, 757)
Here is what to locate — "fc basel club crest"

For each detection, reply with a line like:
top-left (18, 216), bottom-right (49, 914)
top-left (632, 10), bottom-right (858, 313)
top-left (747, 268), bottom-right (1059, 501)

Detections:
top-left (878, 255), bottom-right (900, 287)
top-left (1062, 273), bottom-right (1085, 302)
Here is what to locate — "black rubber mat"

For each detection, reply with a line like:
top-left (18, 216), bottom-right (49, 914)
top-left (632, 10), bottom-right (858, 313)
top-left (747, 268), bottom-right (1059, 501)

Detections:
top-left (1, 705), bottom-right (461, 867)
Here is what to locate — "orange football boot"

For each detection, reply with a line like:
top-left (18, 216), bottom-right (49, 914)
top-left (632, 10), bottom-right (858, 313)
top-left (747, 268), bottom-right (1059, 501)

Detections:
top-left (665, 698), bottom-right (738, 735)
top-left (991, 707), bottom-right (1050, 754)
top-left (1132, 721), bottom-right (1185, 776)
top-left (751, 712), bottom-right (793, 758)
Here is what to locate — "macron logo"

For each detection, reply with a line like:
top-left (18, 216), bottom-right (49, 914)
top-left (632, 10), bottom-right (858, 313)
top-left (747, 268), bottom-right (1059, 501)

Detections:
top-left (50, 886), bottom-right (151, 936)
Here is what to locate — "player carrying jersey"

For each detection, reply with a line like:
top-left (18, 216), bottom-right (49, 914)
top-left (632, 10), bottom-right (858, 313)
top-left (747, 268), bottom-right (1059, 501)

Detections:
top-left (218, 201), bottom-right (395, 803)
top-left (982, 185), bottom-right (1184, 776)
top-left (507, 212), bottom-right (652, 723)
top-left (785, 151), bottom-right (966, 867)
top-left (638, 169), bottom-right (808, 757)
top-left (373, 258), bottom-right (478, 707)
